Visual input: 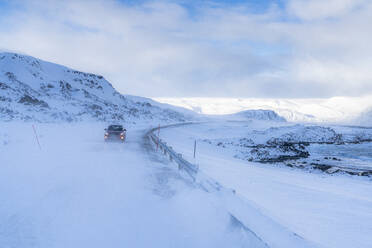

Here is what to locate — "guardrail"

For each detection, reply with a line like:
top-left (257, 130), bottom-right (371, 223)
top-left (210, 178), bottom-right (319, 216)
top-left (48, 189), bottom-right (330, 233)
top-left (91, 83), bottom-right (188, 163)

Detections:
top-left (146, 123), bottom-right (223, 192)
top-left (148, 130), bottom-right (199, 180)
top-left (146, 123), bottom-right (320, 248)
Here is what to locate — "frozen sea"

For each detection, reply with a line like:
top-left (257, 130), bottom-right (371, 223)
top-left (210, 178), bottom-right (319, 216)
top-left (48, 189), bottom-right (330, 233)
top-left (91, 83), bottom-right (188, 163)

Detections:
top-left (308, 143), bottom-right (372, 169)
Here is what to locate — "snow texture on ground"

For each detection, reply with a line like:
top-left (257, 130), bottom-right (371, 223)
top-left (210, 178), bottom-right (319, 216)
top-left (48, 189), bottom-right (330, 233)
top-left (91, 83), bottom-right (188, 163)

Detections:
top-left (0, 122), bottom-right (254, 248)
top-left (160, 122), bottom-right (372, 248)
top-left (187, 122), bottom-right (372, 168)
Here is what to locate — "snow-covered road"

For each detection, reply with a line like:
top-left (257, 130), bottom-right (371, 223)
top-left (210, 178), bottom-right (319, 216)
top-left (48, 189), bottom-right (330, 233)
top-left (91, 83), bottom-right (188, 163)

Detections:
top-left (160, 122), bottom-right (372, 248)
top-left (0, 123), bottom-right (251, 248)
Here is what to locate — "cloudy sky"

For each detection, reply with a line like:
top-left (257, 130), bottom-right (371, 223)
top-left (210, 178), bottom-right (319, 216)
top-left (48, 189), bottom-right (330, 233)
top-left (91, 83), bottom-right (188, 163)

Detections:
top-left (0, 0), bottom-right (371, 98)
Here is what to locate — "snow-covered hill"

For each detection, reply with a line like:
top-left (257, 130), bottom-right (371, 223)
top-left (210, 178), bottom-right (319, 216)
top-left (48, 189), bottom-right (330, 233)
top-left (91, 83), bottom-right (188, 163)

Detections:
top-left (354, 109), bottom-right (372, 126)
top-left (223, 109), bottom-right (286, 122)
top-left (0, 53), bottom-right (194, 123)
top-left (154, 97), bottom-right (372, 123)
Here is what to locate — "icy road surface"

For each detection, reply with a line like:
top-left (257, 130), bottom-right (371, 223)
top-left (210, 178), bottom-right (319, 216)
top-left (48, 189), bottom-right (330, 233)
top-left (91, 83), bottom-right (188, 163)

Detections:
top-left (160, 122), bottom-right (372, 248)
top-left (0, 123), bottom-right (252, 248)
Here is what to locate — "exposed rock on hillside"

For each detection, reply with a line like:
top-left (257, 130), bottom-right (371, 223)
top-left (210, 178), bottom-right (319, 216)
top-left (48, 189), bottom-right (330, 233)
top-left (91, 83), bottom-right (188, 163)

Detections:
top-left (0, 53), bottom-right (194, 123)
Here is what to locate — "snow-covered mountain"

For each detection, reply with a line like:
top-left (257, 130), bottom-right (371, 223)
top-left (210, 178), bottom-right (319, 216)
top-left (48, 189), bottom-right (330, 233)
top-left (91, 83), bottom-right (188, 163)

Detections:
top-left (354, 109), bottom-right (372, 126)
top-left (214, 109), bottom-right (286, 122)
top-left (231, 109), bottom-right (285, 121)
top-left (154, 97), bottom-right (372, 123)
top-left (0, 53), bottom-right (194, 123)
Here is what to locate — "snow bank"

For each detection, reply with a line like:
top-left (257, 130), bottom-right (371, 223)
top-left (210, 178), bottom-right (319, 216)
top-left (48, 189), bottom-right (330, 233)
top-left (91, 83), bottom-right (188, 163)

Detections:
top-left (159, 122), bottom-right (372, 248)
top-left (0, 122), bottom-right (251, 248)
top-left (149, 124), bottom-right (318, 248)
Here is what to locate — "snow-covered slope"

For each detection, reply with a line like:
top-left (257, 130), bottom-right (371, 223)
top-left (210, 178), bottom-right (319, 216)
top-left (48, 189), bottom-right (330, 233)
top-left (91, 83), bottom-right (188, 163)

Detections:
top-left (0, 53), bottom-right (194, 123)
top-left (159, 123), bottom-right (372, 248)
top-left (154, 97), bottom-right (372, 123)
top-left (353, 109), bottom-right (372, 126)
top-left (222, 109), bottom-right (286, 122)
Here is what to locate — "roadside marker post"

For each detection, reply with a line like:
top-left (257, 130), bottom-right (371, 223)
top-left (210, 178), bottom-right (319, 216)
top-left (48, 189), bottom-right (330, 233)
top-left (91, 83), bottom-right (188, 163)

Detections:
top-left (193, 140), bottom-right (196, 159)
top-left (156, 124), bottom-right (160, 152)
top-left (32, 124), bottom-right (42, 150)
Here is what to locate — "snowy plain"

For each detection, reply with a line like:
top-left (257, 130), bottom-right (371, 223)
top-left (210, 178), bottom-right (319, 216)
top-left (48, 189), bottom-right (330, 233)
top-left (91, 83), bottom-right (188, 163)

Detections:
top-left (0, 122), bottom-right (257, 248)
top-left (159, 121), bottom-right (372, 248)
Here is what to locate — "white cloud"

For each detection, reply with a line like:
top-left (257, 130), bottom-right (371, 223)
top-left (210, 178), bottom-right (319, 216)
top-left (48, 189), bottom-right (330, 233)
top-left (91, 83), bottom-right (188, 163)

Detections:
top-left (287, 0), bottom-right (366, 20)
top-left (0, 0), bottom-right (372, 98)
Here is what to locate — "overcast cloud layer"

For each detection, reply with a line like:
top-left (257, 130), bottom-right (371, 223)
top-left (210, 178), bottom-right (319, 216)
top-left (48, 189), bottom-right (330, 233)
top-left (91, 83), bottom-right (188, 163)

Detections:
top-left (0, 0), bottom-right (372, 98)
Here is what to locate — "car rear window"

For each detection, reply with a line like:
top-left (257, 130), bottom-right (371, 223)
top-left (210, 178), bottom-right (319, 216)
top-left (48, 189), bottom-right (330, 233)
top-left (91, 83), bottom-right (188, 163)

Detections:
top-left (108, 125), bottom-right (123, 131)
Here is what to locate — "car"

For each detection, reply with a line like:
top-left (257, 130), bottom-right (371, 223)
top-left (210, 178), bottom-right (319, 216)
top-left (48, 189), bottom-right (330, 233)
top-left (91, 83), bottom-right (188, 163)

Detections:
top-left (104, 125), bottom-right (126, 142)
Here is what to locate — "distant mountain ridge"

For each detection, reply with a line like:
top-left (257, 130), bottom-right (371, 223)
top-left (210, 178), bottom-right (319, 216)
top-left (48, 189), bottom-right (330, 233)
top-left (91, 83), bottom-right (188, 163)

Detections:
top-left (225, 109), bottom-right (286, 122)
top-left (0, 52), bottom-right (194, 123)
top-left (354, 108), bottom-right (372, 126)
top-left (154, 97), bottom-right (372, 123)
